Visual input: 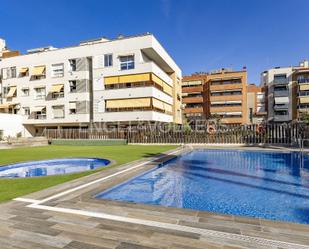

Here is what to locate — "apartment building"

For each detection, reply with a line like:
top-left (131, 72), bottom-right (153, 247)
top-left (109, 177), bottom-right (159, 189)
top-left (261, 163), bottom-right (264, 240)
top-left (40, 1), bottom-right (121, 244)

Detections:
top-left (182, 68), bottom-right (248, 124)
top-left (293, 60), bottom-right (309, 120)
top-left (0, 34), bottom-right (182, 136)
top-left (247, 84), bottom-right (266, 124)
top-left (261, 60), bottom-right (309, 123)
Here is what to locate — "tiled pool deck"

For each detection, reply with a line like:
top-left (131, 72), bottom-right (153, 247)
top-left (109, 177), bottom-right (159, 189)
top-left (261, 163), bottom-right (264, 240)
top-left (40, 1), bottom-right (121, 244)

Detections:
top-left (1, 146), bottom-right (309, 249)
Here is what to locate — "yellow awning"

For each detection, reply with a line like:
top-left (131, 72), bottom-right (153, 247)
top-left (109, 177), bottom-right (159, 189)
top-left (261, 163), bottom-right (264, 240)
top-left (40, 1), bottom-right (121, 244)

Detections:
top-left (0, 103), bottom-right (18, 109)
top-left (164, 103), bottom-right (173, 113)
top-left (118, 73), bottom-right (150, 83)
top-left (32, 66), bottom-right (45, 76)
top-left (31, 106), bottom-right (46, 112)
top-left (106, 98), bottom-right (151, 108)
top-left (300, 97), bottom-right (309, 104)
top-left (152, 74), bottom-right (164, 87)
top-left (20, 67), bottom-right (29, 74)
top-left (163, 82), bottom-right (173, 96)
top-left (152, 98), bottom-right (165, 110)
top-left (34, 85), bottom-right (46, 89)
top-left (49, 84), bottom-right (64, 93)
top-left (104, 73), bottom-right (151, 85)
top-left (0, 104), bottom-right (10, 109)
top-left (300, 84), bottom-right (309, 91)
top-left (6, 86), bottom-right (17, 98)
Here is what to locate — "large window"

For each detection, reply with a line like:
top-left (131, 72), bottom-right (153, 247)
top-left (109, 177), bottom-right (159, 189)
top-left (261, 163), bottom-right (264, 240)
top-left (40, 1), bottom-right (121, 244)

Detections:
top-left (52, 105), bottom-right (65, 119)
top-left (69, 80), bottom-right (77, 93)
top-left (35, 87), bottom-right (46, 100)
top-left (21, 88), bottom-right (30, 97)
top-left (120, 55), bottom-right (134, 70)
top-left (104, 54), bottom-right (113, 67)
top-left (69, 59), bottom-right (77, 71)
top-left (51, 63), bottom-right (64, 78)
top-left (2, 67), bottom-right (17, 79)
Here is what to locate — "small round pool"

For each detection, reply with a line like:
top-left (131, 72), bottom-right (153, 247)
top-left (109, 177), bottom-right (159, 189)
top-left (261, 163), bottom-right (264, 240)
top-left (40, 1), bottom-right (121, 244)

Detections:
top-left (0, 158), bottom-right (110, 178)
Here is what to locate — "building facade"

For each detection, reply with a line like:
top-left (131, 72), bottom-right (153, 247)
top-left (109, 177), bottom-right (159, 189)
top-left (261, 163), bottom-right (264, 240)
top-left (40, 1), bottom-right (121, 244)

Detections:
top-left (182, 68), bottom-right (248, 124)
top-left (246, 84), bottom-right (266, 124)
top-left (262, 60), bottom-right (308, 123)
top-left (0, 34), bottom-right (182, 136)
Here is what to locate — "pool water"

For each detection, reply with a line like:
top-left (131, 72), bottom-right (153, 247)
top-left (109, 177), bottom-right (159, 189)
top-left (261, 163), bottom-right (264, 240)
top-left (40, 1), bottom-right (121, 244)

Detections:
top-left (0, 158), bottom-right (110, 178)
top-left (96, 150), bottom-right (309, 224)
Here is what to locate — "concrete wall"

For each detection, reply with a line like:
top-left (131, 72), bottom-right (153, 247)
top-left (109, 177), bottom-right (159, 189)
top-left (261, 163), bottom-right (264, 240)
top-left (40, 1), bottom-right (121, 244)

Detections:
top-left (0, 114), bottom-right (31, 138)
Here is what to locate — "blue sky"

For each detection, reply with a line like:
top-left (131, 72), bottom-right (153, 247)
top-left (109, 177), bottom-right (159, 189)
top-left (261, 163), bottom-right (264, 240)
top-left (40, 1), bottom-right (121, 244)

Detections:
top-left (1, 0), bottom-right (309, 84)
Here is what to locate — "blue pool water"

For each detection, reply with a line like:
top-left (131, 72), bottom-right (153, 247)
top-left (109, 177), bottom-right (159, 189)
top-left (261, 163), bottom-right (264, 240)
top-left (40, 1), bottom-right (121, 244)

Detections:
top-left (0, 158), bottom-right (110, 178)
top-left (96, 150), bottom-right (309, 224)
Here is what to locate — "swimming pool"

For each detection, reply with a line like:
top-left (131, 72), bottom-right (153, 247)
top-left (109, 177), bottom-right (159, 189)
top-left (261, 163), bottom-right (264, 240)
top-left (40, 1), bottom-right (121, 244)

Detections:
top-left (96, 149), bottom-right (309, 224)
top-left (0, 158), bottom-right (110, 178)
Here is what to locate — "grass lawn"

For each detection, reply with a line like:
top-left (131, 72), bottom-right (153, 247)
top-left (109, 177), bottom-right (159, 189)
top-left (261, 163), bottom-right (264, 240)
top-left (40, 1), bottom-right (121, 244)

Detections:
top-left (0, 145), bottom-right (177, 203)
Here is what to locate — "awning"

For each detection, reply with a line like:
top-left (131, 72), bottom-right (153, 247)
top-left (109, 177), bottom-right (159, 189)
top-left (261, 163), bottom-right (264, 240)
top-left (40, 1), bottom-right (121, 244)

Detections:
top-left (6, 86), bottom-right (17, 98)
top-left (300, 84), bottom-right (309, 91)
top-left (49, 84), bottom-right (64, 93)
top-left (299, 97), bottom-right (309, 104)
top-left (106, 98), bottom-right (151, 108)
top-left (34, 85), bottom-right (45, 89)
top-left (274, 97), bottom-right (289, 104)
top-left (152, 98), bottom-right (165, 110)
top-left (20, 67), bottom-right (28, 74)
top-left (0, 103), bottom-right (19, 109)
top-left (32, 66), bottom-right (45, 76)
top-left (163, 82), bottom-right (173, 96)
top-left (0, 104), bottom-right (11, 109)
top-left (31, 106), bottom-right (46, 112)
top-left (69, 102), bottom-right (76, 109)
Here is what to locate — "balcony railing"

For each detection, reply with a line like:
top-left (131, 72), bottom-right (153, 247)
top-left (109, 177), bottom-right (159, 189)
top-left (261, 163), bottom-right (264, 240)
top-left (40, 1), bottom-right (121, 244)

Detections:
top-left (34, 114), bottom-right (47, 120)
top-left (274, 104), bottom-right (288, 110)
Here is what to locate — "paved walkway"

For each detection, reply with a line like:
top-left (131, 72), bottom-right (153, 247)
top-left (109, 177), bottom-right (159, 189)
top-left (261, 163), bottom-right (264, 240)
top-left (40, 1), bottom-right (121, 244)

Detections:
top-left (1, 146), bottom-right (309, 249)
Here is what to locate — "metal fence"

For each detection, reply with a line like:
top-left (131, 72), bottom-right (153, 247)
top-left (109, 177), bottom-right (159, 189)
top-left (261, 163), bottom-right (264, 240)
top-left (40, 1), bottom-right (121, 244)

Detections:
top-left (43, 123), bottom-right (308, 145)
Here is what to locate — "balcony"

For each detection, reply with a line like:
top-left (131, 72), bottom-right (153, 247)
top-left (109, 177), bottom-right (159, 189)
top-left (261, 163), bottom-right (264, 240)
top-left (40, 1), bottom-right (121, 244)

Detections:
top-left (184, 107), bottom-right (203, 114)
top-left (182, 96), bottom-right (203, 104)
top-left (210, 94), bottom-right (242, 102)
top-left (210, 106), bottom-right (242, 113)
top-left (210, 83), bottom-right (243, 91)
top-left (274, 90), bottom-right (289, 97)
top-left (273, 115), bottom-right (290, 122)
top-left (298, 78), bottom-right (309, 84)
top-left (273, 78), bottom-right (288, 85)
top-left (182, 85), bottom-right (203, 93)
top-left (274, 104), bottom-right (289, 110)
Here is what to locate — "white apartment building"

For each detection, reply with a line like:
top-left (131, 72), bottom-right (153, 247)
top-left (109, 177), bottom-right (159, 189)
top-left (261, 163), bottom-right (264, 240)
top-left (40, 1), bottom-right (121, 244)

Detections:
top-left (0, 34), bottom-right (182, 136)
top-left (261, 60), bottom-right (309, 123)
top-left (261, 67), bottom-right (294, 123)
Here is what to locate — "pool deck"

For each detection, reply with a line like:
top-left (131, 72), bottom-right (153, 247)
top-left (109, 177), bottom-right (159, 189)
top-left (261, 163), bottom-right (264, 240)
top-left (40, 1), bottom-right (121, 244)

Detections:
top-left (1, 146), bottom-right (309, 249)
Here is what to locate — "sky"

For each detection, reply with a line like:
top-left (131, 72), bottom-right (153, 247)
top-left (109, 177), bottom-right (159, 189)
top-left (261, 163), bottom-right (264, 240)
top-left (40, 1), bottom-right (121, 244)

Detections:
top-left (1, 0), bottom-right (309, 84)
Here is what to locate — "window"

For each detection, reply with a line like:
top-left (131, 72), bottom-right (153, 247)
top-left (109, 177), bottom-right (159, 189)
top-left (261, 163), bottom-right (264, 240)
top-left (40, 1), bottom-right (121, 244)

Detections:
top-left (2, 87), bottom-right (9, 97)
top-left (69, 59), bottom-right (77, 71)
top-left (120, 55), bottom-right (134, 70)
top-left (21, 88), bottom-right (30, 96)
top-left (51, 63), bottom-right (64, 78)
top-left (274, 74), bottom-right (287, 80)
top-left (275, 110), bottom-right (288, 116)
top-left (69, 80), bottom-right (77, 93)
top-left (52, 105), bottom-right (65, 119)
top-left (23, 107), bottom-right (30, 116)
top-left (3, 67), bottom-right (17, 79)
top-left (69, 102), bottom-right (77, 114)
top-left (35, 87), bottom-right (46, 100)
top-left (104, 54), bottom-right (113, 67)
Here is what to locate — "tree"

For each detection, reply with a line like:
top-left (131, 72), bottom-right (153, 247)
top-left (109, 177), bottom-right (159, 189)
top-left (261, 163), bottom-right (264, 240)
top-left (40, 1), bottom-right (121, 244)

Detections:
top-left (299, 112), bottom-right (309, 124)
